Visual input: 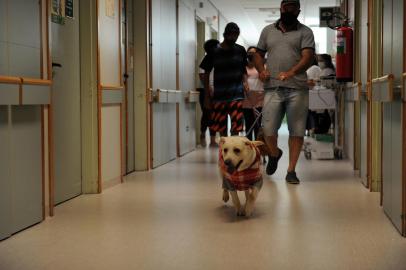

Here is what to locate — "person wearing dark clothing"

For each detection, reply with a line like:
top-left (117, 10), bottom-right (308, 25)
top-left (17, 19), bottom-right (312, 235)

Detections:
top-left (200, 22), bottom-right (248, 136)
top-left (198, 39), bottom-right (219, 147)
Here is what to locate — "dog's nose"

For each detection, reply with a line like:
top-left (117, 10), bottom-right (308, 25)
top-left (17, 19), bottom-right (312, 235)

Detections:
top-left (224, 159), bottom-right (233, 167)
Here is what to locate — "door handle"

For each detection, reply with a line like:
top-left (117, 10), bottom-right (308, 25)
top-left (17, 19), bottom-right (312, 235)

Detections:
top-left (52, 62), bottom-right (62, 68)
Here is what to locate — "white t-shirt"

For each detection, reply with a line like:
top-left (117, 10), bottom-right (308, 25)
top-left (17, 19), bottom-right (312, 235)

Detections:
top-left (243, 67), bottom-right (265, 109)
top-left (306, 65), bottom-right (322, 81)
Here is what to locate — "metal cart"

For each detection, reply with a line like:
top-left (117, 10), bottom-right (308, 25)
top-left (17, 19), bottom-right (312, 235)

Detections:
top-left (304, 76), bottom-right (345, 160)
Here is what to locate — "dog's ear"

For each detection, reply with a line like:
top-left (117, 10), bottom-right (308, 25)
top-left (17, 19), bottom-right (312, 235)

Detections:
top-left (246, 140), bottom-right (264, 147)
top-left (219, 137), bottom-right (226, 145)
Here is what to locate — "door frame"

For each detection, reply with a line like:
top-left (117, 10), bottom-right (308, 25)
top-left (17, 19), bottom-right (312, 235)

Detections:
top-left (402, 0), bottom-right (406, 236)
top-left (367, 0), bottom-right (372, 190)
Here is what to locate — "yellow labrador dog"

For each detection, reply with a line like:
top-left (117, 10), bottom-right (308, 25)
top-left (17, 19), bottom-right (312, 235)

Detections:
top-left (219, 136), bottom-right (264, 217)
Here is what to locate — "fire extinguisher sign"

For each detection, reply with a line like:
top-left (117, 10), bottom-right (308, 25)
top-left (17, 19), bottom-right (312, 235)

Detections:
top-left (337, 36), bottom-right (346, 54)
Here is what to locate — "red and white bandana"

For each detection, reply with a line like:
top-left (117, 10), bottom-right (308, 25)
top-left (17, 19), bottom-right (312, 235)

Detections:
top-left (218, 145), bottom-right (263, 191)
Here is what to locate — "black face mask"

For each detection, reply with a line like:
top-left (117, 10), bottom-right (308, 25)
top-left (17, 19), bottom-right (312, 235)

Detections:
top-left (280, 11), bottom-right (298, 26)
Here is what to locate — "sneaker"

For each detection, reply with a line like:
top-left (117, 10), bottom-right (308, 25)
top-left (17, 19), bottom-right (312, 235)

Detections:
top-left (266, 148), bottom-right (283, 175)
top-left (285, 171), bottom-right (300, 184)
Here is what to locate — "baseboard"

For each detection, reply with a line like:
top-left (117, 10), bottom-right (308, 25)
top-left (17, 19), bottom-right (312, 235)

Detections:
top-left (103, 176), bottom-right (122, 190)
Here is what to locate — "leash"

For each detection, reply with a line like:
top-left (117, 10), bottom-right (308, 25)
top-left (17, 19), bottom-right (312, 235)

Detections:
top-left (244, 93), bottom-right (269, 137)
top-left (244, 76), bottom-right (280, 136)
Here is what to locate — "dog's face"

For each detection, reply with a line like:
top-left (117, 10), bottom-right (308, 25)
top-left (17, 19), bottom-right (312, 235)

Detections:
top-left (220, 136), bottom-right (264, 173)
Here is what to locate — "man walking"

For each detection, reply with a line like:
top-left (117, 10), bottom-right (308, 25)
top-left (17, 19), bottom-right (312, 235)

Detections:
top-left (253, 0), bottom-right (315, 184)
top-left (200, 22), bottom-right (248, 136)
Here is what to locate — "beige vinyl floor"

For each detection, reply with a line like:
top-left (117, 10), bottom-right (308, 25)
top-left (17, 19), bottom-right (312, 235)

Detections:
top-left (1, 133), bottom-right (406, 270)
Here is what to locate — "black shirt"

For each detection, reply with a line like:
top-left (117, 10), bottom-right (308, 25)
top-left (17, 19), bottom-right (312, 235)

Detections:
top-left (199, 44), bottom-right (247, 102)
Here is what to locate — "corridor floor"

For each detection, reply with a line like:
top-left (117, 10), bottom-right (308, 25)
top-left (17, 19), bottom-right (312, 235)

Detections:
top-left (1, 135), bottom-right (406, 270)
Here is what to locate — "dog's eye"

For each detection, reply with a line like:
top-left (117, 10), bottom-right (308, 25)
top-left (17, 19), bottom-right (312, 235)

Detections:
top-left (224, 148), bottom-right (228, 153)
top-left (233, 148), bottom-right (241, 154)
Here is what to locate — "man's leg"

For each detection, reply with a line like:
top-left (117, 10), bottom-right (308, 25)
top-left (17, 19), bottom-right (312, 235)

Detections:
top-left (229, 100), bottom-right (244, 136)
top-left (288, 136), bottom-right (304, 172)
top-left (285, 89), bottom-right (309, 184)
top-left (262, 91), bottom-right (284, 175)
top-left (264, 135), bottom-right (279, 156)
top-left (212, 102), bottom-right (228, 138)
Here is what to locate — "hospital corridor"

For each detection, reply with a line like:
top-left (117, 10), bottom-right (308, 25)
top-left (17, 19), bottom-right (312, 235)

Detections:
top-left (0, 0), bottom-right (406, 269)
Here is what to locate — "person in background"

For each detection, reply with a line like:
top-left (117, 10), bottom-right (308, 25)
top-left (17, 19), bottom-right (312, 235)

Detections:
top-left (200, 22), bottom-right (248, 137)
top-left (306, 56), bottom-right (321, 89)
top-left (318, 54), bottom-right (336, 77)
top-left (242, 46), bottom-right (265, 141)
top-left (198, 39), bottom-right (219, 147)
top-left (305, 56), bottom-right (321, 135)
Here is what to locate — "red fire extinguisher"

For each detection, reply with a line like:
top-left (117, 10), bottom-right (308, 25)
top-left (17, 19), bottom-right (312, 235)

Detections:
top-left (336, 24), bottom-right (353, 82)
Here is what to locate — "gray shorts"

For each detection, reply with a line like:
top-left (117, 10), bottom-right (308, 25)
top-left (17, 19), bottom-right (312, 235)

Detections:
top-left (262, 87), bottom-right (309, 137)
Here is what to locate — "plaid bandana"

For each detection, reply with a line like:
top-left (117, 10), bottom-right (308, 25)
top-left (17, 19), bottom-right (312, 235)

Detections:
top-left (219, 145), bottom-right (263, 191)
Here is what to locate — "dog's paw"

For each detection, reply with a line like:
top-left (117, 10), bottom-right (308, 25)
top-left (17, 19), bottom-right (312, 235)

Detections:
top-left (244, 204), bottom-right (253, 217)
top-left (222, 190), bottom-right (229, 203)
top-left (236, 208), bottom-right (246, 216)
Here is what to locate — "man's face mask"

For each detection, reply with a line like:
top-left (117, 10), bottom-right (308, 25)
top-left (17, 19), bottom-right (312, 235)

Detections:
top-left (280, 8), bottom-right (299, 26)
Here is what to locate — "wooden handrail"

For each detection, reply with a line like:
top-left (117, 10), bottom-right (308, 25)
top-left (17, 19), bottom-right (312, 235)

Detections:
top-left (371, 74), bottom-right (394, 84)
top-left (0, 76), bottom-right (22, 84)
top-left (100, 85), bottom-right (124, 90)
top-left (158, 89), bottom-right (183, 93)
top-left (149, 89), bottom-right (184, 103)
top-left (371, 74), bottom-right (394, 101)
top-left (185, 90), bottom-right (200, 103)
top-left (22, 78), bottom-right (52, 85)
top-left (347, 81), bottom-right (362, 101)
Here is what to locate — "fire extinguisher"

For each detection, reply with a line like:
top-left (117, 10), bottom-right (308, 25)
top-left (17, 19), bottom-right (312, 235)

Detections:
top-left (335, 22), bottom-right (353, 82)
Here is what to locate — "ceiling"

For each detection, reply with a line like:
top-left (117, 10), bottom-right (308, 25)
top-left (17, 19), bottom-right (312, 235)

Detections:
top-left (210, 0), bottom-right (340, 45)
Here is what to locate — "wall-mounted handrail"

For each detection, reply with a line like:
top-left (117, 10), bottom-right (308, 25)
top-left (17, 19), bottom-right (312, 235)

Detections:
top-left (149, 89), bottom-right (183, 103)
top-left (0, 76), bottom-right (22, 84)
top-left (100, 85), bottom-right (124, 90)
top-left (0, 76), bottom-right (52, 86)
top-left (22, 78), bottom-right (52, 86)
top-left (185, 90), bottom-right (200, 103)
top-left (345, 81), bottom-right (362, 102)
top-left (371, 74), bottom-right (394, 102)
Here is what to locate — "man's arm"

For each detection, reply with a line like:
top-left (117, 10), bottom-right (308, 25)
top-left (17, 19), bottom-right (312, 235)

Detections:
top-left (253, 50), bottom-right (270, 82)
top-left (278, 48), bottom-right (314, 81)
top-left (253, 50), bottom-right (266, 73)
